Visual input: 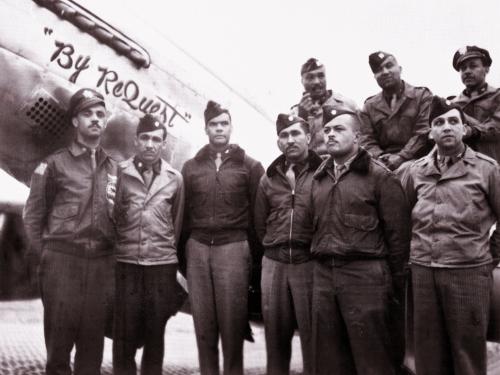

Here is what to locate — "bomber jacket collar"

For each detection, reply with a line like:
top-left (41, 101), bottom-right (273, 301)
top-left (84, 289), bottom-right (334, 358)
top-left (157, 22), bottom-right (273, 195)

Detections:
top-left (314, 147), bottom-right (371, 180)
top-left (121, 157), bottom-right (177, 183)
top-left (371, 81), bottom-right (416, 116)
top-left (463, 82), bottom-right (489, 98)
top-left (420, 145), bottom-right (477, 179)
top-left (68, 141), bottom-right (108, 167)
top-left (266, 151), bottom-right (323, 177)
top-left (457, 83), bottom-right (498, 103)
top-left (69, 140), bottom-right (101, 157)
top-left (194, 144), bottom-right (245, 163)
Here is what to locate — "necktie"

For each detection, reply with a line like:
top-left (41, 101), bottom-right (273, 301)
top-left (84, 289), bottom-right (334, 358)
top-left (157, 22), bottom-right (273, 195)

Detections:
top-left (390, 94), bottom-right (397, 110)
top-left (143, 168), bottom-right (153, 189)
top-left (215, 152), bottom-right (222, 171)
top-left (90, 149), bottom-right (96, 171)
top-left (439, 156), bottom-right (452, 174)
top-left (335, 164), bottom-right (346, 180)
top-left (286, 163), bottom-right (296, 191)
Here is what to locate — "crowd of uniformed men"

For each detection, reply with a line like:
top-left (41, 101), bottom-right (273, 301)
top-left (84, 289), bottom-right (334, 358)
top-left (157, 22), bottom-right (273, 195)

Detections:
top-left (22, 44), bottom-right (500, 375)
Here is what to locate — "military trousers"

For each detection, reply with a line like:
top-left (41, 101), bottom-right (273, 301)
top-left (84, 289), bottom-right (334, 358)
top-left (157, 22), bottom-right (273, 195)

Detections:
top-left (261, 256), bottom-right (313, 375)
top-left (186, 238), bottom-right (251, 375)
top-left (39, 249), bottom-right (114, 375)
top-left (112, 262), bottom-right (178, 375)
top-left (411, 263), bottom-right (492, 375)
top-left (311, 259), bottom-right (396, 375)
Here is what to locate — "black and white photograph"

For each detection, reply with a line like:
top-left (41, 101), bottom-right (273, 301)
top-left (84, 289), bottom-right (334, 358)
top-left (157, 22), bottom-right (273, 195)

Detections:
top-left (1, 0), bottom-right (500, 374)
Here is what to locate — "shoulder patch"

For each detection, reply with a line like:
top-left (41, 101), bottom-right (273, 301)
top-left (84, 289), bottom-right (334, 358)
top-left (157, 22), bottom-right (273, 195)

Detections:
top-left (34, 162), bottom-right (47, 175)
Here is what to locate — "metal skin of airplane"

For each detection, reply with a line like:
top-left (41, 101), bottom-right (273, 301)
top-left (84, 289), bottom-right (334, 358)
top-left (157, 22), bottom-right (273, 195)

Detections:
top-left (0, 0), bottom-right (277, 341)
top-left (1, 1), bottom-right (500, 374)
top-left (0, 0), bottom-right (277, 302)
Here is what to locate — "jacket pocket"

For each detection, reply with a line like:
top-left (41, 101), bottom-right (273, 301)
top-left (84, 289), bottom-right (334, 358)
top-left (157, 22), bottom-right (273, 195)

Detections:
top-left (49, 203), bottom-right (79, 233)
top-left (343, 213), bottom-right (378, 231)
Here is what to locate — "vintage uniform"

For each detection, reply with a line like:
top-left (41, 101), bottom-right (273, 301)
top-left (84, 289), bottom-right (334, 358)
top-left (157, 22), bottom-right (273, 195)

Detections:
top-left (181, 101), bottom-right (264, 375)
top-left (112, 115), bottom-right (185, 375)
top-left (310, 108), bottom-right (410, 375)
top-left (254, 114), bottom-right (322, 375)
top-left (23, 89), bottom-right (116, 375)
top-left (360, 52), bottom-right (432, 164)
top-left (291, 58), bottom-right (357, 155)
top-left (401, 97), bottom-right (500, 375)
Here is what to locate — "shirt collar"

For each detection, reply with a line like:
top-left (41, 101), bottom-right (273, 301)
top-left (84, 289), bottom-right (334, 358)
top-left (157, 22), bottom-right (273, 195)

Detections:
top-left (133, 156), bottom-right (161, 175)
top-left (435, 144), bottom-right (466, 166)
top-left (69, 140), bottom-right (100, 157)
top-left (463, 82), bottom-right (488, 97)
top-left (333, 152), bottom-right (358, 170)
top-left (383, 81), bottom-right (405, 102)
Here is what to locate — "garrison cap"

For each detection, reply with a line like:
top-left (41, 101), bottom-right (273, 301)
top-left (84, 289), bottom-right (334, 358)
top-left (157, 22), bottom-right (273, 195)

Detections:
top-left (68, 88), bottom-right (105, 117)
top-left (322, 105), bottom-right (358, 126)
top-left (136, 114), bottom-right (166, 138)
top-left (453, 46), bottom-right (492, 71)
top-left (204, 100), bottom-right (230, 124)
top-left (368, 51), bottom-right (394, 73)
top-left (276, 114), bottom-right (309, 135)
top-left (428, 96), bottom-right (465, 125)
top-left (301, 58), bottom-right (323, 75)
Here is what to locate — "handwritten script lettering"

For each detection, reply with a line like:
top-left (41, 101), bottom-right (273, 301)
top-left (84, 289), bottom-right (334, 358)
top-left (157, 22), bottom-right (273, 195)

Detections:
top-left (48, 39), bottom-right (191, 127)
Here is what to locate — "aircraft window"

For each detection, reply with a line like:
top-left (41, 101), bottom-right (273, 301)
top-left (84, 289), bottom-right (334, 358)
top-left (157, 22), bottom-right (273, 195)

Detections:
top-left (32, 0), bottom-right (151, 68)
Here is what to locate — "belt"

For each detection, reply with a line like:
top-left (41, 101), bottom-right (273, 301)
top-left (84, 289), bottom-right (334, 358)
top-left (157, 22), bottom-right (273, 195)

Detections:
top-left (314, 254), bottom-right (385, 267)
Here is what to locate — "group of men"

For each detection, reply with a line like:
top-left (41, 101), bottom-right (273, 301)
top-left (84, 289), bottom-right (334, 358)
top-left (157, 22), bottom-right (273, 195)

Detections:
top-left (22, 43), bottom-right (500, 375)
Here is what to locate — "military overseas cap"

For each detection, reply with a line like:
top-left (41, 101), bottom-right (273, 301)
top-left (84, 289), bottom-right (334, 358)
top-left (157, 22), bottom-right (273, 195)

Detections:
top-left (137, 113), bottom-right (166, 138)
top-left (68, 88), bottom-right (105, 117)
top-left (275, 113), bottom-right (308, 135)
top-left (453, 46), bottom-right (492, 71)
top-left (322, 105), bottom-right (358, 126)
top-left (301, 58), bottom-right (323, 75)
top-left (204, 100), bottom-right (230, 124)
top-left (368, 51), bottom-right (394, 73)
top-left (428, 96), bottom-right (465, 125)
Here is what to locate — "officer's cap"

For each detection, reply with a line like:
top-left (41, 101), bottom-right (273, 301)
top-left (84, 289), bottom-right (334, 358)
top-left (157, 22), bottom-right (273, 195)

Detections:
top-left (322, 106), bottom-right (358, 126)
top-left (301, 58), bottom-right (324, 75)
top-left (429, 96), bottom-right (465, 125)
top-left (453, 46), bottom-right (492, 71)
top-left (137, 114), bottom-right (166, 139)
top-left (204, 100), bottom-right (230, 124)
top-left (276, 114), bottom-right (309, 135)
top-left (368, 51), bottom-right (395, 73)
top-left (68, 88), bottom-right (105, 117)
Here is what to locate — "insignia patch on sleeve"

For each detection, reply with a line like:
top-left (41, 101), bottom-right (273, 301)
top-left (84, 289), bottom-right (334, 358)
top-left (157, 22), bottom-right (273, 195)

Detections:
top-left (34, 162), bottom-right (47, 175)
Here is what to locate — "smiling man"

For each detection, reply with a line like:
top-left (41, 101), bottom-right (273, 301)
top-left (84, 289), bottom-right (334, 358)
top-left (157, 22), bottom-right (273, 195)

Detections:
top-left (360, 51), bottom-right (433, 170)
top-left (23, 88), bottom-right (117, 375)
top-left (112, 114), bottom-right (184, 375)
top-left (291, 58), bottom-right (357, 155)
top-left (450, 46), bottom-right (500, 163)
top-left (310, 106), bottom-right (410, 375)
top-left (181, 100), bottom-right (264, 375)
top-left (254, 114), bottom-right (321, 375)
top-left (401, 96), bottom-right (500, 375)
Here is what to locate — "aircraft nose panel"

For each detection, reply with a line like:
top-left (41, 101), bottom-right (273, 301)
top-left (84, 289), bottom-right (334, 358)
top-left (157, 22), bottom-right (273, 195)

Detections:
top-left (20, 89), bottom-right (68, 139)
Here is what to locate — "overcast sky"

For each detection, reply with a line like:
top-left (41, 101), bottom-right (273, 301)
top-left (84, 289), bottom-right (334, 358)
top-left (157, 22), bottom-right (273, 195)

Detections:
top-left (108, 0), bottom-right (500, 116)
